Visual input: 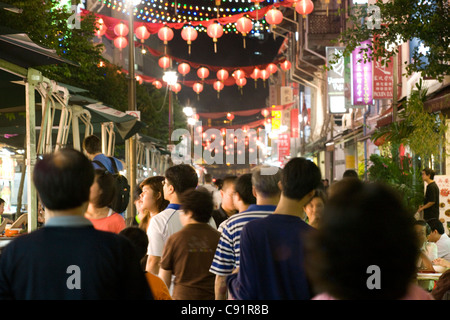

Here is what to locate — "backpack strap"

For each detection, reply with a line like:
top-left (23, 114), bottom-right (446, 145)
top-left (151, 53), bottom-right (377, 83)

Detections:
top-left (93, 160), bottom-right (107, 170)
top-left (109, 157), bottom-right (119, 174)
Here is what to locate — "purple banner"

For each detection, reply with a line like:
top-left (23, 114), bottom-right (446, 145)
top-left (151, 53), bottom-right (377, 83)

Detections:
top-left (351, 40), bottom-right (374, 105)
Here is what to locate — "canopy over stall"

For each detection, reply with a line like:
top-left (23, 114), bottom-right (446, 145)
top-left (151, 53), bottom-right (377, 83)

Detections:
top-left (0, 31), bottom-right (78, 232)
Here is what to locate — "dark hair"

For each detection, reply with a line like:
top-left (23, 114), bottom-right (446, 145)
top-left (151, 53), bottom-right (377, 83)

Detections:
top-left (221, 175), bottom-right (237, 191)
top-left (33, 148), bottom-right (94, 210)
top-left (119, 227), bottom-right (148, 260)
top-left (139, 176), bottom-right (169, 212)
top-left (307, 188), bottom-right (327, 206)
top-left (305, 179), bottom-right (419, 300)
top-left (0, 198), bottom-right (4, 205)
top-left (414, 220), bottom-right (432, 236)
top-left (179, 189), bottom-right (213, 223)
top-left (91, 169), bottom-right (116, 209)
top-left (427, 218), bottom-right (445, 234)
top-left (422, 168), bottom-right (435, 180)
top-left (82, 135), bottom-right (102, 154)
top-left (165, 164), bottom-right (198, 195)
top-left (343, 169), bottom-right (358, 179)
top-left (204, 173), bottom-right (212, 183)
top-left (214, 178), bottom-right (224, 190)
top-left (281, 157), bottom-right (322, 201)
top-left (235, 173), bottom-right (256, 205)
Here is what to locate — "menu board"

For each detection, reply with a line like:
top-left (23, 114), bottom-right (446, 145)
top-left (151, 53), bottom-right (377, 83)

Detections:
top-left (433, 175), bottom-right (450, 234)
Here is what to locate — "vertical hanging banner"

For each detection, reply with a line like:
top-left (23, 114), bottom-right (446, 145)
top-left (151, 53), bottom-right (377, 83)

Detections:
top-left (278, 133), bottom-right (290, 163)
top-left (351, 40), bottom-right (374, 106)
top-left (326, 47), bottom-right (347, 113)
top-left (373, 57), bottom-right (394, 99)
top-left (290, 108), bottom-right (299, 138)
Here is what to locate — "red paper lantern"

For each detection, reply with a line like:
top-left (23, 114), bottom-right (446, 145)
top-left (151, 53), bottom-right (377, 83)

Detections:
top-left (213, 80), bottom-right (224, 98)
top-left (193, 82), bottom-right (203, 94)
top-left (152, 80), bottom-right (162, 89)
top-left (214, 80), bottom-right (224, 92)
top-left (296, 0), bottom-right (314, 16)
top-left (114, 36), bottom-right (128, 50)
top-left (135, 75), bottom-right (143, 85)
top-left (114, 22), bottom-right (129, 37)
top-left (236, 77), bottom-right (247, 87)
top-left (261, 108), bottom-right (270, 117)
top-left (280, 60), bottom-right (292, 71)
top-left (197, 67), bottom-right (210, 80)
top-left (233, 69), bottom-right (245, 80)
top-left (135, 25), bottom-right (150, 43)
top-left (95, 18), bottom-right (107, 38)
top-left (260, 69), bottom-right (270, 80)
top-left (250, 68), bottom-right (260, 80)
top-left (226, 113), bottom-right (235, 121)
top-left (250, 68), bottom-right (260, 87)
top-left (207, 23), bottom-right (223, 53)
top-left (260, 69), bottom-right (270, 87)
top-left (265, 8), bottom-right (283, 25)
top-left (158, 56), bottom-right (171, 69)
top-left (171, 83), bottom-right (181, 94)
top-left (217, 69), bottom-right (229, 82)
top-left (178, 63), bottom-right (191, 77)
top-left (181, 26), bottom-right (198, 54)
top-left (236, 17), bottom-right (253, 48)
top-left (158, 26), bottom-right (174, 44)
top-left (266, 63), bottom-right (278, 74)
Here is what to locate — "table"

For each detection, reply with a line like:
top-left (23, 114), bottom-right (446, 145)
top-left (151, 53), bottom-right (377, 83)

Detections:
top-left (417, 272), bottom-right (443, 281)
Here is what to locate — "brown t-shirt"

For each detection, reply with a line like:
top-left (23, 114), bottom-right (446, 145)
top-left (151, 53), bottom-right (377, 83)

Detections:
top-left (160, 223), bottom-right (220, 300)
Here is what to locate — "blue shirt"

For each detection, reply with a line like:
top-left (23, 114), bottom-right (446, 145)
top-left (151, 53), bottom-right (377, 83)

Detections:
top-left (92, 154), bottom-right (123, 174)
top-left (209, 204), bottom-right (276, 276)
top-left (227, 214), bottom-right (315, 300)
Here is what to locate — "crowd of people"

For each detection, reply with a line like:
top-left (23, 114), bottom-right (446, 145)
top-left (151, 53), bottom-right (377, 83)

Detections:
top-left (0, 140), bottom-right (449, 300)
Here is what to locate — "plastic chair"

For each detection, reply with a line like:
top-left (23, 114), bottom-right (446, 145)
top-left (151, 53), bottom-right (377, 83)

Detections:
top-left (0, 219), bottom-right (7, 234)
top-left (10, 213), bottom-right (27, 229)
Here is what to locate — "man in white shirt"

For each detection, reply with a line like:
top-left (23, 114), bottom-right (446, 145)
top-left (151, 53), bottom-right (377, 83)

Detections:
top-left (427, 218), bottom-right (450, 261)
top-left (145, 164), bottom-right (216, 275)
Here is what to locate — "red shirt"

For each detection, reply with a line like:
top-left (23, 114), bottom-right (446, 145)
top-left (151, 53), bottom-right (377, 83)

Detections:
top-left (88, 213), bottom-right (125, 234)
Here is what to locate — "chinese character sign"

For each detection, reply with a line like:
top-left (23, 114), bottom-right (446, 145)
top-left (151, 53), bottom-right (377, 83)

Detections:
top-left (278, 133), bottom-right (290, 163)
top-left (326, 47), bottom-right (347, 113)
top-left (373, 57), bottom-right (394, 99)
top-left (351, 40), bottom-right (374, 105)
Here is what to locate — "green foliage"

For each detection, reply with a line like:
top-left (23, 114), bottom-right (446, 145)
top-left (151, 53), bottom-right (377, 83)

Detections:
top-left (330, 0), bottom-right (449, 81)
top-left (371, 80), bottom-right (447, 162)
top-left (368, 153), bottom-right (424, 214)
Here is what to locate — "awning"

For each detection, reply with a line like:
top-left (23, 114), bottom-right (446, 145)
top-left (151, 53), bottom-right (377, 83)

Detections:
top-left (424, 85), bottom-right (450, 113)
top-left (0, 33), bottom-right (78, 69)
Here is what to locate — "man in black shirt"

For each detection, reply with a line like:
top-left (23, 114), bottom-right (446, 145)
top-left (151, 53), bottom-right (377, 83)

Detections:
top-left (418, 168), bottom-right (440, 222)
top-left (0, 149), bottom-right (153, 300)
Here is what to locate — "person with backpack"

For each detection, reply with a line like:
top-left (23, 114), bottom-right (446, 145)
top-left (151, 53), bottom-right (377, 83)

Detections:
top-left (85, 170), bottom-right (126, 234)
top-left (82, 135), bottom-right (124, 174)
top-left (82, 135), bottom-right (130, 215)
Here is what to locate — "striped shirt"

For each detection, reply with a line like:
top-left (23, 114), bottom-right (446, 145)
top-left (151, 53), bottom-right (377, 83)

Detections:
top-left (209, 204), bottom-right (276, 276)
